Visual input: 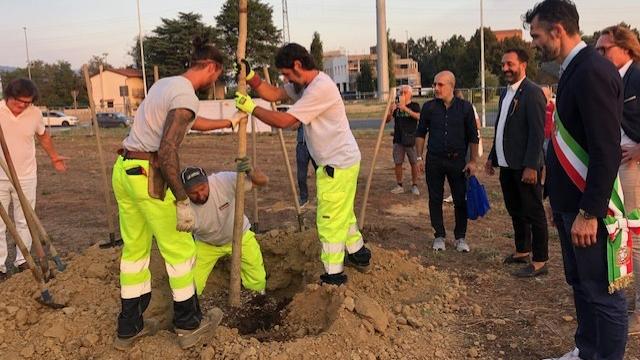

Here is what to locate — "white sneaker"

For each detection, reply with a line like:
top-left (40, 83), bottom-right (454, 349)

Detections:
top-left (454, 238), bottom-right (470, 252)
top-left (410, 185), bottom-right (420, 196)
top-left (390, 185), bottom-right (404, 194)
top-left (543, 348), bottom-right (581, 360)
top-left (432, 237), bottom-right (446, 251)
top-left (443, 195), bottom-right (453, 203)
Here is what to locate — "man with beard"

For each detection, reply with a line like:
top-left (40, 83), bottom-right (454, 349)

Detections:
top-left (180, 162), bottom-right (268, 296)
top-left (525, 1), bottom-right (626, 359)
top-left (112, 37), bottom-right (238, 350)
top-left (485, 48), bottom-right (549, 278)
top-left (234, 43), bottom-right (371, 286)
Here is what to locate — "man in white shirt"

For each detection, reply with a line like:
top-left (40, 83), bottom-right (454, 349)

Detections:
top-left (596, 24), bottom-right (640, 336)
top-left (180, 161), bottom-right (268, 296)
top-left (0, 79), bottom-right (67, 280)
top-left (234, 43), bottom-right (371, 286)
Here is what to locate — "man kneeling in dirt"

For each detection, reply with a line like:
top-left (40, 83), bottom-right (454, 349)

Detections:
top-left (181, 159), bottom-right (268, 296)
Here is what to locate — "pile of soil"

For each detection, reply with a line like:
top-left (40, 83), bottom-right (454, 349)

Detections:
top-left (0, 229), bottom-right (473, 359)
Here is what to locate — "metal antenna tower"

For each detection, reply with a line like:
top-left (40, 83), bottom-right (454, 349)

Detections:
top-left (282, 0), bottom-right (290, 44)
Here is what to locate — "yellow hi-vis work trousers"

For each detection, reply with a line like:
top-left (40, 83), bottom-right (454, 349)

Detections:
top-left (193, 230), bottom-right (266, 295)
top-left (316, 163), bottom-right (364, 274)
top-left (112, 156), bottom-right (197, 303)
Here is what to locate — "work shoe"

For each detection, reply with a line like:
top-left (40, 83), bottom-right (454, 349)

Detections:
top-left (503, 253), bottom-right (530, 264)
top-left (0, 271), bottom-right (8, 281)
top-left (629, 314), bottom-right (640, 335)
top-left (176, 307), bottom-right (223, 350)
top-left (432, 237), bottom-right (446, 251)
top-left (543, 347), bottom-right (581, 360)
top-left (320, 272), bottom-right (347, 286)
top-left (443, 195), bottom-right (453, 203)
top-left (512, 264), bottom-right (548, 278)
top-left (16, 262), bottom-right (30, 273)
top-left (411, 185), bottom-right (420, 196)
top-left (454, 238), bottom-right (470, 253)
top-left (114, 318), bottom-right (160, 351)
top-left (345, 246), bottom-right (372, 272)
top-left (390, 185), bottom-right (404, 194)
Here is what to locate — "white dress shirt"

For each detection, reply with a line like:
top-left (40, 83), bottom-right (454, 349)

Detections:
top-left (559, 41), bottom-right (587, 79)
top-left (495, 76), bottom-right (526, 167)
top-left (619, 59), bottom-right (636, 146)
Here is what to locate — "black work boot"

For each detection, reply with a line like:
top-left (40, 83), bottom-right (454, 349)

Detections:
top-left (345, 246), bottom-right (371, 273)
top-left (320, 272), bottom-right (347, 286)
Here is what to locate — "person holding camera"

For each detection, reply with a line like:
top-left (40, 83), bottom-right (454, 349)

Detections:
top-left (415, 71), bottom-right (479, 252)
top-left (386, 85), bottom-right (421, 195)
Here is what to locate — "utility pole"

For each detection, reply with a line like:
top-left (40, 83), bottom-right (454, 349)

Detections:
top-left (376, 0), bottom-right (389, 100)
top-left (282, 0), bottom-right (290, 44)
top-left (405, 30), bottom-right (409, 58)
top-left (137, 0), bottom-right (148, 96)
top-left (23, 27), bottom-right (32, 80)
top-left (480, 0), bottom-right (486, 128)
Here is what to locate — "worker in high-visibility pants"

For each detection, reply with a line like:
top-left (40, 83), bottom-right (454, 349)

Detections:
top-left (180, 161), bottom-right (268, 296)
top-left (234, 43), bottom-right (372, 286)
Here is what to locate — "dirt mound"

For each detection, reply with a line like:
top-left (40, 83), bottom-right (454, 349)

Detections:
top-left (0, 229), bottom-right (470, 359)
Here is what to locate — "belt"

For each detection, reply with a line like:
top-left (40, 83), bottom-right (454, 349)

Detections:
top-left (430, 151), bottom-right (461, 160)
top-left (117, 148), bottom-right (155, 161)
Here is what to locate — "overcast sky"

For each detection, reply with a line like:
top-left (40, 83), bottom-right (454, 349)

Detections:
top-left (1, 0), bottom-right (639, 69)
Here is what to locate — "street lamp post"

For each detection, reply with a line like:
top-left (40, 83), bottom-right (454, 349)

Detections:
top-left (137, 0), bottom-right (148, 96)
top-left (23, 27), bottom-right (32, 80)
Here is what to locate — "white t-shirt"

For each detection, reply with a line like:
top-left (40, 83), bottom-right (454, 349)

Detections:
top-left (284, 72), bottom-right (360, 168)
top-left (0, 101), bottom-right (46, 180)
top-left (495, 77), bottom-right (525, 167)
top-left (192, 172), bottom-right (252, 246)
top-left (122, 76), bottom-right (200, 152)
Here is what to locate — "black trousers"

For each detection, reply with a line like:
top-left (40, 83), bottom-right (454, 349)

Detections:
top-left (117, 293), bottom-right (202, 337)
top-left (425, 154), bottom-right (467, 239)
top-left (554, 212), bottom-right (627, 360)
top-left (499, 168), bottom-right (549, 262)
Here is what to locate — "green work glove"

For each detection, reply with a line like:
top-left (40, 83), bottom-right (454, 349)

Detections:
top-left (235, 92), bottom-right (257, 114)
top-left (236, 156), bottom-right (252, 173)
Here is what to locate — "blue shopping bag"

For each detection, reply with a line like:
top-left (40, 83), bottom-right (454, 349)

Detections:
top-left (466, 176), bottom-right (490, 220)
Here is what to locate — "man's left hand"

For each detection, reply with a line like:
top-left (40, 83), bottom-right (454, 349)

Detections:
top-left (463, 161), bottom-right (477, 177)
top-left (236, 156), bottom-right (252, 173)
top-left (235, 92), bottom-right (257, 114)
top-left (622, 144), bottom-right (640, 163)
top-left (51, 156), bottom-right (69, 172)
top-left (571, 214), bottom-right (598, 247)
top-left (521, 168), bottom-right (537, 185)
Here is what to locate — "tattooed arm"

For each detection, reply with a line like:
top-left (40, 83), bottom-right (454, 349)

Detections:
top-left (158, 108), bottom-right (194, 201)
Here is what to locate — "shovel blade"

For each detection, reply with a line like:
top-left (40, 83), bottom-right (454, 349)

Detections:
top-left (37, 289), bottom-right (66, 309)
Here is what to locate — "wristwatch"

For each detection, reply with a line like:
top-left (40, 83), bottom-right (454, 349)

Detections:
top-left (578, 209), bottom-right (596, 220)
top-left (417, 156), bottom-right (423, 161)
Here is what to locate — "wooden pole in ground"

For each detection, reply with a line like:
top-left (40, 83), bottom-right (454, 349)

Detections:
top-left (229, 0), bottom-right (249, 307)
top-left (82, 65), bottom-right (122, 248)
top-left (262, 68), bottom-right (303, 231)
top-left (358, 87), bottom-right (396, 229)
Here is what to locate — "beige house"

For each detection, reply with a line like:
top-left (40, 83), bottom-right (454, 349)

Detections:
top-left (89, 68), bottom-right (145, 113)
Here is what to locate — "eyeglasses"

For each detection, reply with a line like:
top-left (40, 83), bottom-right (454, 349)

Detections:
top-left (596, 44), bottom-right (618, 56)
top-left (10, 97), bottom-right (33, 106)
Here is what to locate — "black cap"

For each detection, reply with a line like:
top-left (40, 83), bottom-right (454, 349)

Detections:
top-left (180, 167), bottom-right (208, 189)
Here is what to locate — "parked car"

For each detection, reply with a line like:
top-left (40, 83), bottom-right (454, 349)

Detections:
top-left (96, 112), bottom-right (131, 128)
top-left (42, 111), bottom-right (79, 127)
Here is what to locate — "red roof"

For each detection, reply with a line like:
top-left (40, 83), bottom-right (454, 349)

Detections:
top-left (107, 68), bottom-right (143, 78)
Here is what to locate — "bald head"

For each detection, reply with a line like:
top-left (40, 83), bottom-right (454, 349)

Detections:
top-left (433, 70), bottom-right (456, 103)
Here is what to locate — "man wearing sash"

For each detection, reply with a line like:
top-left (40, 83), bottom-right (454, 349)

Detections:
top-left (596, 24), bottom-right (640, 336)
top-left (525, 1), bottom-right (627, 359)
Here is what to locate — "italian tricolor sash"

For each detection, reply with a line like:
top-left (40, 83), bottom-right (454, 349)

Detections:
top-left (552, 110), bottom-right (639, 293)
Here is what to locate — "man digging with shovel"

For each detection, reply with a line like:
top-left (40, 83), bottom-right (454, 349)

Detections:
top-left (234, 43), bottom-right (372, 286)
top-left (180, 160), bottom-right (268, 296)
top-left (112, 38), bottom-right (239, 350)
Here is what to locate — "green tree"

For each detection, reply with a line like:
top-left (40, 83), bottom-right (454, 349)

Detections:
top-left (387, 29), bottom-right (395, 87)
top-left (130, 12), bottom-right (219, 84)
top-left (356, 60), bottom-right (375, 92)
top-left (408, 36), bottom-right (439, 86)
top-left (436, 35), bottom-right (467, 84)
top-left (87, 53), bottom-right (112, 76)
top-left (310, 31), bottom-right (324, 70)
top-left (215, 0), bottom-right (281, 67)
top-left (459, 28), bottom-right (501, 88)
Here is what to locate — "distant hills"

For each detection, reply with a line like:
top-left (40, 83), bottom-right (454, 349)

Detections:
top-left (0, 66), bottom-right (17, 72)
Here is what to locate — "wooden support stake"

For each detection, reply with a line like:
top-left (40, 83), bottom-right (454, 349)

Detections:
top-left (358, 87), bottom-right (396, 229)
top-left (82, 65), bottom-right (121, 248)
top-left (229, 0), bottom-right (249, 307)
top-left (262, 68), bottom-right (303, 231)
top-left (250, 106), bottom-right (259, 232)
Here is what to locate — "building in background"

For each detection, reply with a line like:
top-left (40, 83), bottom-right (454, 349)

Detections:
top-left (323, 50), bottom-right (350, 93)
top-left (89, 68), bottom-right (145, 113)
top-left (494, 29), bottom-right (523, 42)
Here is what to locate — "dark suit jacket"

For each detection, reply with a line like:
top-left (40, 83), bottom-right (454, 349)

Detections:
top-left (622, 61), bottom-right (640, 143)
top-left (547, 46), bottom-right (623, 218)
top-left (488, 78), bottom-right (546, 170)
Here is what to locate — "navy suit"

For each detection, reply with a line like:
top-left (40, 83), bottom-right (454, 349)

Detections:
top-left (548, 45), bottom-right (626, 360)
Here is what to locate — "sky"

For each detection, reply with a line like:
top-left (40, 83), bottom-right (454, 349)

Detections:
top-left (1, 0), bottom-right (639, 69)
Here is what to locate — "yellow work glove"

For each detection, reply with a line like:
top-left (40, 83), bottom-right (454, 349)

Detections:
top-left (235, 92), bottom-right (257, 114)
top-left (175, 198), bottom-right (196, 232)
